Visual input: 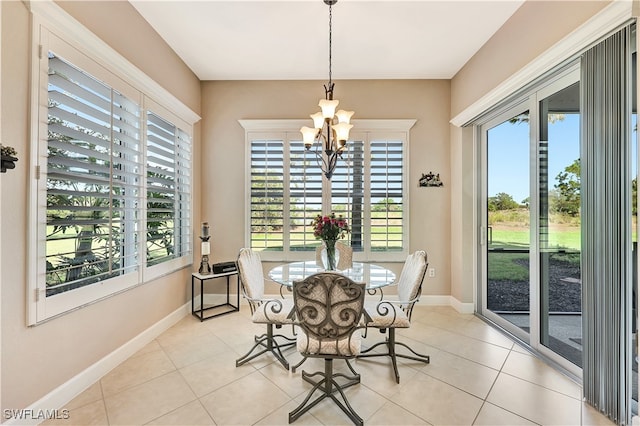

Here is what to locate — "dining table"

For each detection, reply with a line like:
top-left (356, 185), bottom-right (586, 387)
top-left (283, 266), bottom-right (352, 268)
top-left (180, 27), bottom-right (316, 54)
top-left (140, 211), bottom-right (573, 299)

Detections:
top-left (268, 260), bottom-right (396, 298)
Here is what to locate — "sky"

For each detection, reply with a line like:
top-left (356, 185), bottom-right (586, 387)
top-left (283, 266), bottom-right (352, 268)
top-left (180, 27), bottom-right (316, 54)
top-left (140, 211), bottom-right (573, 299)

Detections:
top-left (488, 114), bottom-right (580, 204)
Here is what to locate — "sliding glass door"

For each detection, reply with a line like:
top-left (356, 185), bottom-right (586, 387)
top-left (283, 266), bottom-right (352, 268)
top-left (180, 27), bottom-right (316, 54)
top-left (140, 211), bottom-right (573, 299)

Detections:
top-left (480, 67), bottom-right (582, 373)
top-left (537, 80), bottom-right (582, 367)
top-left (483, 106), bottom-right (531, 341)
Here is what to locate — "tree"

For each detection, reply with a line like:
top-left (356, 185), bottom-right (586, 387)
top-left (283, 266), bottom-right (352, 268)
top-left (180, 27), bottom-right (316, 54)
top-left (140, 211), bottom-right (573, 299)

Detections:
top-left (373, 198), bottom-right (399, 212)
top-left (251, 173), bottom-right (285, 232)
top-left (554, 159), bottom-right (580, 216)
top-left (488, 192), bottom-right (519, 211)
top-left (633, 178), bottom-right (637, 216)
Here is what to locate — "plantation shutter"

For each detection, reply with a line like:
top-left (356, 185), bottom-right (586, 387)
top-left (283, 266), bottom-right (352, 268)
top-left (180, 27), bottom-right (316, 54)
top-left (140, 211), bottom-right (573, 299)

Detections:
top-left (146, 111), bottom-right (192, 266)
top-left (175, 128), bottom-right (192, 257)
top-left (46, 53), bottom-right (142, 295)
top-left (289, 138), bottom-right (323, 251)
top-left (370, 139), bottom-right (405, 252)
top-left (330, 140), bottom-right (365, 251)
top-left (250, 138), bottom-right (285, 251)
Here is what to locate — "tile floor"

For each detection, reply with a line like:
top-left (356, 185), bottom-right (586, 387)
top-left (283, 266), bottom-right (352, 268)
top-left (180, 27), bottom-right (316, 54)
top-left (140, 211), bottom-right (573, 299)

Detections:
top-left (44, 305), bottom-right (616, 425)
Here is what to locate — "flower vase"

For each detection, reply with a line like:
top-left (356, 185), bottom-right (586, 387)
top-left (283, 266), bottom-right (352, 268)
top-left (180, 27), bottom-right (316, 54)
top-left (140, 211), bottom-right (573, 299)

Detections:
top-left (321, 239), bottom-right (340, 271)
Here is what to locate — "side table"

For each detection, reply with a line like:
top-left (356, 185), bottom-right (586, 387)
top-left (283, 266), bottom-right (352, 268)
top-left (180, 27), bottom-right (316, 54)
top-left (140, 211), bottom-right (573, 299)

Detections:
top-left (191, 270), bottom-right (240, 321)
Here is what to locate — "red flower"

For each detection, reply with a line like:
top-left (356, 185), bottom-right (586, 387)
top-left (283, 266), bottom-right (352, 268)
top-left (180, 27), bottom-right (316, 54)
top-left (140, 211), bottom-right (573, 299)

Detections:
top-left (309, 212), bottom-right (350, 241)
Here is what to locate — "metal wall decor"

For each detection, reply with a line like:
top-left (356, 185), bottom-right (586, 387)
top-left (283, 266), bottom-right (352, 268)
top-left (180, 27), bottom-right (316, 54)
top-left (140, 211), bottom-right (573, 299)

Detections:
top-left (1, 145), bottom-right (18, 173)
top-left (418, 172), bottom-right (443, 187)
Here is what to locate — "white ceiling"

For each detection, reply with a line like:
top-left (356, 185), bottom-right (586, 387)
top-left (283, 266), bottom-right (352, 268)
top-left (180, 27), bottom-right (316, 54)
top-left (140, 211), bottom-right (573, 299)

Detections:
top-left (129, 0), bottom-right (525, 81)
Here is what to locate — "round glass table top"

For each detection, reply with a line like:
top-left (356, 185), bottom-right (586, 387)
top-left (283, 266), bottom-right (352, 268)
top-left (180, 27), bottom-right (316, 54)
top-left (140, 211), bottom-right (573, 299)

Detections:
top-left (268, 260), bottom-right (396, 290)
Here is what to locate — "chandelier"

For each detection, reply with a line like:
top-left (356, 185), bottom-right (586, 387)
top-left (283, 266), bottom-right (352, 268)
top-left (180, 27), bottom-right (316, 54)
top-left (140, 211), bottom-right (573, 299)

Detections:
top-left (300, 0), bottom-right (354, 180)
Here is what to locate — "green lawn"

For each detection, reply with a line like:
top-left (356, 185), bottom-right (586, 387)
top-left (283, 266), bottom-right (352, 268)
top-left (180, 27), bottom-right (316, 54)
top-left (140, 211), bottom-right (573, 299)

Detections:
top-left (490, 228), bottom-right (581, 250)
top-left (488, 252), bottom-right (529, 281)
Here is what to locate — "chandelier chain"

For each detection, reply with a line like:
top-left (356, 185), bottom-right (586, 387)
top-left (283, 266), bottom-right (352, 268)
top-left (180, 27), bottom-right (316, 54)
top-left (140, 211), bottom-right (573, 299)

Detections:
top-left (328, 2), bottom-right (332, 87)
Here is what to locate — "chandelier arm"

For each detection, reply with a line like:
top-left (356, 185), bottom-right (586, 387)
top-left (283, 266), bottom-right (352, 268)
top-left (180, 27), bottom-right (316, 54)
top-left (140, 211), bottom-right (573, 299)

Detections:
top-left (325, 122), bottom-right (333, 153)
top-left (313, 147), bottom-right (330, 175)
top-left (313, 134), bottom-right (331, 171)
top-left (328, 151), bottom-right (339, 173)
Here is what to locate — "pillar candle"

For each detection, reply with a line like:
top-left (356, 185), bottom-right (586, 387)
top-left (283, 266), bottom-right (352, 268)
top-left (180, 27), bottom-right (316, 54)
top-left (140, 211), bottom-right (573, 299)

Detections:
top-left (202, 222), bottom-right (209, 238)
top-left (201, 241), bottom-right (210, 255)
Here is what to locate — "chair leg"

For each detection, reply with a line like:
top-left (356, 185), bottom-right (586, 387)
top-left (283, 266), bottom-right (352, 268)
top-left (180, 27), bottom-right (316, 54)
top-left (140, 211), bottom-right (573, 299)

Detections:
top-left (290, 356), bottom-right (306, 373)
top-left (289, 359), bottom-right (363, 426)
top-left (236, 323), bottom-right (296, 370)
top-left (357, 328), bottom-right (430, 383)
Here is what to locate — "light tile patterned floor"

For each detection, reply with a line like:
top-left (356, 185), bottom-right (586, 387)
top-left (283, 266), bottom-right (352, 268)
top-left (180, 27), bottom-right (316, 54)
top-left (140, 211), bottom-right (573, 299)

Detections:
top-left (43, 305), bottom-right (615, 425)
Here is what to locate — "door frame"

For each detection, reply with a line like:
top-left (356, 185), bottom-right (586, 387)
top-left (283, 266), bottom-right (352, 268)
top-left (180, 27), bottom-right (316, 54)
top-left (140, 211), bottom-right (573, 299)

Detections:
top-left (476, 64), bottom-right (582, 378)
top-left (477, 97), bottom-right (536, 345)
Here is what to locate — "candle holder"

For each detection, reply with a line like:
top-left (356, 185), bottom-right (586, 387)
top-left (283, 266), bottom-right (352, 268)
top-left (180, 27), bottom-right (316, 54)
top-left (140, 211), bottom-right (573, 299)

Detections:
top-left (199, 222), bottom-right (212, 275)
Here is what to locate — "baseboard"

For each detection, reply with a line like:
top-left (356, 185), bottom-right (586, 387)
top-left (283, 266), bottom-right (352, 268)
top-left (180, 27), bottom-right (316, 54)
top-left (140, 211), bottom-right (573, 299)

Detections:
top-left (4, 303), bottom-right (190, 425)
top-left (410, 295), bottom-right (474, 314)
top-left (448, 296), bottom-right (475, 314)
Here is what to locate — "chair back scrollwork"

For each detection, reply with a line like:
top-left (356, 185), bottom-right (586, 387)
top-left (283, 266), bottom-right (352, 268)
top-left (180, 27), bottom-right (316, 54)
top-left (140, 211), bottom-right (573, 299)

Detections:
top-left (293, 273), bottom-right (365, 357)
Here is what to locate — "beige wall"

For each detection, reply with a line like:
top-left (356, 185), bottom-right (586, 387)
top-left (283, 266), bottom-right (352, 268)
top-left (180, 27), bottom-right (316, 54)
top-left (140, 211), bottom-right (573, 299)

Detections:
top-left (451, 0), bottom-right (610, 119)
top-left (200, 80), bottom-right (452, 296)
top-left (1, 0), bottom-right (201, 412)
top-left (56, 0), bottom-right (200, 114)
top-left (448, 0), bottom-right (612, 304)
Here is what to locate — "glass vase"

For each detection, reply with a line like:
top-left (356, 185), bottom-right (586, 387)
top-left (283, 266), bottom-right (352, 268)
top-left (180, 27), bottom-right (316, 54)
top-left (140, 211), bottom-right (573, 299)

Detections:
top-left (321, 239), bottom-right (340, 271)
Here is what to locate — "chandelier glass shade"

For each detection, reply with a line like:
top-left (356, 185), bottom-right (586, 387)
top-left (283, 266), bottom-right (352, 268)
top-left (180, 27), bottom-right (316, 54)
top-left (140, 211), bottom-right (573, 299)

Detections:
top-left (300, 0), bottom-right (353, 180)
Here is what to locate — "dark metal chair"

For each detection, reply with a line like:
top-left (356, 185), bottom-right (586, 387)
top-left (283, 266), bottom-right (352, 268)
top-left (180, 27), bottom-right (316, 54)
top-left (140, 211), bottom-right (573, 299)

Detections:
top-left (289, 272), bottom-right (368, 426)
top-left (235, 248), bottom-right (295, 370)
top-left (358, 250), bottom-right (430, 383)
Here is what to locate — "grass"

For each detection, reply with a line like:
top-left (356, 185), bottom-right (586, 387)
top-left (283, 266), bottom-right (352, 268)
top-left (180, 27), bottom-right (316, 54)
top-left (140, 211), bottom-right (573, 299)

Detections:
top-left (488, 252), bottom-right (529, 281)
top-left (490, 228), bottom-right (581, 250)
top-left (252, 216), bottom-right (403, 250)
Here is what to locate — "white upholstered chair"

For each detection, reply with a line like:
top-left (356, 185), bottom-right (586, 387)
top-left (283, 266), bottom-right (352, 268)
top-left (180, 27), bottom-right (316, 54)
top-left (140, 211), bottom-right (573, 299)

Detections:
top-left (314, 241), bottom-right (353, 270)
top-left (358, 250), bottom-right (430, 383)
top-left (235, 248), bottom-right (295, 370)
top-left (289, 272), bottom-right (368, 426)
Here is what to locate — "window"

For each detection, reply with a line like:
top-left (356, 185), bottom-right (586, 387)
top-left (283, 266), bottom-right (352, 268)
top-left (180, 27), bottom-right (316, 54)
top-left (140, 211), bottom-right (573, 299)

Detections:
top-left (146, 111), bottom-right (192, 266)
top-left (30, 26), bottom-right (195, 324)
top-left (46, 54), bottom-right (142, 297)
top-left (241, 120), bottom-right (413, 262)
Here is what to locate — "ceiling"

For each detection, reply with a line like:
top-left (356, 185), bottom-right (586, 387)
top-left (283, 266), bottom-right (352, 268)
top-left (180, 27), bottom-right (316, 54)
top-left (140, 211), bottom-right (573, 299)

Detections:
top-left (129, 0), bottom-right (525, 81)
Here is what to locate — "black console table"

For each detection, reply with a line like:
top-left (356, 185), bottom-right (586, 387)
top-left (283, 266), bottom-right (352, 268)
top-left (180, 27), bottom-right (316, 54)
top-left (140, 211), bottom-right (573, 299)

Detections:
top-left (191, 270), bottom-right (239, 321)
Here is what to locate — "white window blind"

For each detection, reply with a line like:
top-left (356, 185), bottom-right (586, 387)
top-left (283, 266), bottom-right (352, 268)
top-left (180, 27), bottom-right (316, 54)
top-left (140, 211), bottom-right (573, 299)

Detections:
top-left (330, 140), bottom-right (365, 251)
top-left (244, 122), bottom-right (410, 261)
top-left (33, 36), bottom-right (195, 324)
top-left (146, 112), bottom-right (192, 266)
top-left (46, 53), bottom-right (142, 296)
top-left (250, 138), bottom-right (285, 251)
top-left (370, 139), bottom-right (405, 252)
top-left (289, 139), bottom-right (323, 252)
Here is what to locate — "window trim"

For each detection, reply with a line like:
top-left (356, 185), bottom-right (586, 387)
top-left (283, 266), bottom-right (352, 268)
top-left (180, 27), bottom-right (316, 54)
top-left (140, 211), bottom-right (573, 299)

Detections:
top-left (27, 4), bottom-right (199, 325)
top-left (240, 119), bottom-right (415, 263)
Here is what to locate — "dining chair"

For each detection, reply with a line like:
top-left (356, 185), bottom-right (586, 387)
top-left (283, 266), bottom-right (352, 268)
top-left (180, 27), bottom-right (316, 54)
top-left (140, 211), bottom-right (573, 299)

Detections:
top-left (358, 250), bottom-right (430, 383)
top-left (289, 272), bottom-right (368, 426)
top-left (235, 248), bottom-right (295, 370)
top-left (314, 241), bottom-right (353, 270)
